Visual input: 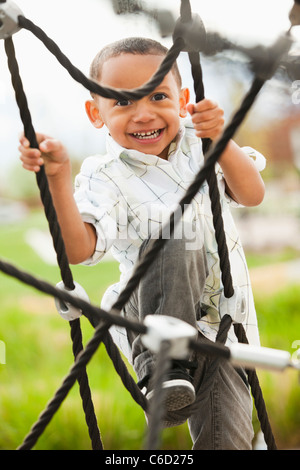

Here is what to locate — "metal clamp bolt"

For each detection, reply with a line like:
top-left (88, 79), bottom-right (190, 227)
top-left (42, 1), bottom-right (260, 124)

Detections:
top-left (54, 281), bottom-right (90, 321)
top-left (290, 2), bottom-right (300, 27)
top-left (141, 315), bottom-right (198, 360)
top-left (0, 0), bottom-right (22, 40)
top-left (172, 13), bottom-right (206, 52)
top-left (219, 286), bottom-right (246, 324)
top-left (230, 343), bottom-right (293, 372)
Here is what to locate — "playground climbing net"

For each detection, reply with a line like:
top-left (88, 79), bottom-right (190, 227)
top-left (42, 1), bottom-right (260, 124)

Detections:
top-left (0, 0), bottom-right (300, 451)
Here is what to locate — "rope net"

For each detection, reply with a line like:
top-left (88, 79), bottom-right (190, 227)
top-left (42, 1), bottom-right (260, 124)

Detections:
top-left (0, 0), bottom-right (296, 450)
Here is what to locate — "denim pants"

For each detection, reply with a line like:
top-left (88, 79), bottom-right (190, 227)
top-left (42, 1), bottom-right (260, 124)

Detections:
top-left (123, 235), bottom-right (254, 450)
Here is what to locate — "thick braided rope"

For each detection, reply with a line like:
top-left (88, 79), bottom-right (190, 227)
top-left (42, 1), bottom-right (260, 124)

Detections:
top-left (234, 323), bottom-right (277, 450)
top-left (69, 321), bottom-right (103, 450)
top-left (4, 37), bottom-right (73, 288)
top-left (17, 321), bottom-right (111, 450)
top-left (180, 0), bottom-right (234, 298)
top-left (184, 9), bottom-right (276, 447)
top-left (188, 49), bottom-right (234, 298)
top-left (4, 36), bottom-right (102, 451)
top-left (180, 0), bottom-right (192, 21)
top-left (17, 15), bottom-right (185, 102)
top-left (180, 42), bottom-right (275, 446)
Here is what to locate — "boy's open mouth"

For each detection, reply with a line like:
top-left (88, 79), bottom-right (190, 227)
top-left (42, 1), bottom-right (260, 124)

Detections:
top-left (130, 129), bottom-right (163, 141)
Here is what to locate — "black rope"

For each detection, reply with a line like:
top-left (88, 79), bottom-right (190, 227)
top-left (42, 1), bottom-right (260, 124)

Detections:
top-left (4, 36), bottom-right (102, 451)
top-left (188, 49), bottom-right (234, 298)
top-left (69, 320), bottom-right (103, 450)
top-left (0, 258), bottom-right (148, 335)
top-left (3, 37), bottom-right (73, 290)
top-left (180, 0), bottom-right (192, 22)
top-left (234, 323), bottom-right (277, 450)
top-left (17, 321), bottom-right (111, 450)
top-left (185, 22), bottom-right (276, 446)
top-left (17, 15), bottom-right (184, 102)
top-left (101, 334), bottom-right (149, 408)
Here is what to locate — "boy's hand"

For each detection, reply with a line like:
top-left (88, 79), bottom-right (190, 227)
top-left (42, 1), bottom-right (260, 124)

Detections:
top-left (19, 133), bottom-right (70, 177)
top-left (187, 99), bottom-right (224, 141)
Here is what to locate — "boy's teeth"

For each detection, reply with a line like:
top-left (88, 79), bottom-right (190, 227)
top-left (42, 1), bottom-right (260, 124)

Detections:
top-left (132, 129), bottom-right (160, 139)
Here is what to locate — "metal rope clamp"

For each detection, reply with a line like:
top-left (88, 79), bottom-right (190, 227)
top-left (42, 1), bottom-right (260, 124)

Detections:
top-left (0, 1), bottom-right (23, 39)
top-left (172, 13), bottom-right (207, 52)
top-left (141, 315), bottom-right (198, 360)
top-left (54, 281), bottom-right (90, 321)
top-left (219, 286), bottom-right (246, 324)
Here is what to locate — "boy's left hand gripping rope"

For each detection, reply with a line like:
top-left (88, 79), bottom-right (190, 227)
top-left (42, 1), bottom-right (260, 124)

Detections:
top-left (0, 1), bottom-right (22, 39)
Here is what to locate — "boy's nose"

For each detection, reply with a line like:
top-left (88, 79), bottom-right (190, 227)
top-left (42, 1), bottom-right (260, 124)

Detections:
top-left (131, 101), bottom-right (155, 123)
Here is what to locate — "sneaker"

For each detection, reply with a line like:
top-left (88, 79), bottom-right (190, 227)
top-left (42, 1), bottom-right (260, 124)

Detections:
top-left (138, 360), bottom-right (196, 413)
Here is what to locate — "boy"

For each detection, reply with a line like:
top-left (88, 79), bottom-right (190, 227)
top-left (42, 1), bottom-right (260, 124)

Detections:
top-left (19, 37), bottom-right (265, 449)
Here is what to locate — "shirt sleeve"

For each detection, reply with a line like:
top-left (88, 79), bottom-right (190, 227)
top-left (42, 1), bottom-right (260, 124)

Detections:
top-left (74, 157), bottom-right (125, 265)
top-left (216, 146), bottom-right (266, 207)
top-left (240, 146), bottom-right (266, 172)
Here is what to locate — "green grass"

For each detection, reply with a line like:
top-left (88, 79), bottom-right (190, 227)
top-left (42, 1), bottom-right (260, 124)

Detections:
top-left (0, 208), bottom-right (299, 450)
top-left (246, 248), bottom-right (300, 269)
top-left (253, 287), bottom-right (300, 450)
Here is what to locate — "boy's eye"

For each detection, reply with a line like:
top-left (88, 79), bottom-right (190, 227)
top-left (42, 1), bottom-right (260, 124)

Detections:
top-left (116, 99), bottom-right (132, 107)
top-left (151, 93), bottom-right (167, 102)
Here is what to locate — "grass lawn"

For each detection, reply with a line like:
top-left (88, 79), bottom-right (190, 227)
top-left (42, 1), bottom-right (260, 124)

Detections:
top-left (0, 208), bottom-right (299, 450)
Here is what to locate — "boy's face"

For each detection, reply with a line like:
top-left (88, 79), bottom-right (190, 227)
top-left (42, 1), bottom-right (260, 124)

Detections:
top-left (86, 53), bottom-right (189, 160)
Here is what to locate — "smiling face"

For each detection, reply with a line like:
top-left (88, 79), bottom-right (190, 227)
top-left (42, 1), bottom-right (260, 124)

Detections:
top-left (85, 53), bottom-right (189, 160)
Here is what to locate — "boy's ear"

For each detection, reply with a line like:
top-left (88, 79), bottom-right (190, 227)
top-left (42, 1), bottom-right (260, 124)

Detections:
top-left (85, 100), bottom-right (104, 129)
top-left (179, 88), bottom-right (190, 118)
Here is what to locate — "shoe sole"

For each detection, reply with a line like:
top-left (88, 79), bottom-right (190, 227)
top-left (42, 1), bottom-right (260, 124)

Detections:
top-left (146, 379), bottom-right (195, 412)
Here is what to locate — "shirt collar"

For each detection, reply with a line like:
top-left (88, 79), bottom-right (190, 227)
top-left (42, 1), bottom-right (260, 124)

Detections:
top-left (106, 120), bottom-right (186, 167)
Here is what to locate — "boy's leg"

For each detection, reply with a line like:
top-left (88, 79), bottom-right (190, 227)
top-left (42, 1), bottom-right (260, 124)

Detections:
top-left (188, 334), bottom-right (254, 450)
top-left (123, 235), bottom-right (208, 382)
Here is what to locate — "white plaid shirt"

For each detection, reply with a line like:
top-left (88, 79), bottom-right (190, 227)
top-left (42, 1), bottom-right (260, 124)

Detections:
top-left (74, 120), bottom-right (266, 358)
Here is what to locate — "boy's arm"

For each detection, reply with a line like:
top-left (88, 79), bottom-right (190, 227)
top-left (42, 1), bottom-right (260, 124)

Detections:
top-left (187, 100), bottom-right (265, 207)
top-left (218, 140), bottom-right (265, 207)
top-left (19, 134), bottom-right (97, 264)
